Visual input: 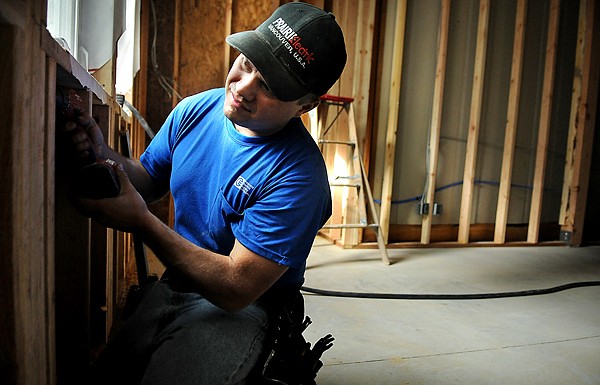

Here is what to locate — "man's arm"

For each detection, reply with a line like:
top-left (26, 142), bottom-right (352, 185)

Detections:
top-left (141, 218), bottom-right (288, 312)
top-left (72, 162), bottom-right (288, 313)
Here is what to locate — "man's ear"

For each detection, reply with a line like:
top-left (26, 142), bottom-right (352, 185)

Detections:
top-left (295, 100), bottom-right (320, 117)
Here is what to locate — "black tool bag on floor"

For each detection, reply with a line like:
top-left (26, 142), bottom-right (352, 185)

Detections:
top-left (252, 291), bottom-right (334, 385)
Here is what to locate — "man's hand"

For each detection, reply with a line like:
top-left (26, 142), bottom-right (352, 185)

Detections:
top-left (62, 112), bottom-right (158, 202)
top-left (70, 160), bottom-right (150, 233)
top-left (65, 113), bottom-right (106, 163)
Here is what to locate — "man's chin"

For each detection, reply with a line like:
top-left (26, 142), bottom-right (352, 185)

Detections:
top-left (223, 103), bottom-right (239, 120)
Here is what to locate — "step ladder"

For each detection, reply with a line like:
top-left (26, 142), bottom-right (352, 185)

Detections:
top-left (312, 94), bottom-right (390, 265)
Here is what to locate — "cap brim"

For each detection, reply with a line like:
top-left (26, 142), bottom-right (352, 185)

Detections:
top-left (226, 31), bottom-right (309, 102)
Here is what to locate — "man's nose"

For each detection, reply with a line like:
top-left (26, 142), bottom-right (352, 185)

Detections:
top-left (236, 73), bottom-right (260, 101)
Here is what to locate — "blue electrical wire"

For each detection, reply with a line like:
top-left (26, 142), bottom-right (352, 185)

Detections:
top-left (374, 179), bottom-right (561, 205)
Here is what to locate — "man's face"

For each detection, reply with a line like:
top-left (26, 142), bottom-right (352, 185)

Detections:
top-left (224, 54), bottom-right (305, 136)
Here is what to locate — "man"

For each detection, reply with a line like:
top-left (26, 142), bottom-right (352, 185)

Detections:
top-left (68, 2), bottom-right (346, 384)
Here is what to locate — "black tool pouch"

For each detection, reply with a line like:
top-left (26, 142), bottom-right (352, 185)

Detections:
top-left (253, 292), bottom-right (334, 385)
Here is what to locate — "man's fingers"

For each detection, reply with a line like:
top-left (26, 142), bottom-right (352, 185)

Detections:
top-left (75, 113), bottom-right (98, 128)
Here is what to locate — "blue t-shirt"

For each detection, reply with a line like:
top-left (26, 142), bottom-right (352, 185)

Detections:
top-left (140, 88), bottom-right (332, 288)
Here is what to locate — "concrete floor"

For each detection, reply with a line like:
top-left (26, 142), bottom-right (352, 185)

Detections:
top-left (302, 237), bottom-right (600, 385)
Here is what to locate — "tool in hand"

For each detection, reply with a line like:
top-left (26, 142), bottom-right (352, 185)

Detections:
top-left (57, 87), bottom-right (120, 199)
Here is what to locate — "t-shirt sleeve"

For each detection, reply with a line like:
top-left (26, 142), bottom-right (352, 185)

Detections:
top-left (232, 166), bottom-right (332, 270)
top-left (140, 113), bottom-right (176, 193)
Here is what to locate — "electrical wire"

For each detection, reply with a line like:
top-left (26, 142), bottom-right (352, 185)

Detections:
top-left (301, 280), bottom-right (600, 300)
top-left (373, 179), bottom-right (562, 206)
top-left (116, 95), bottom-right (156, 139)
top-left (150, 0), bottom-right (182, 101)
top-left (122, 99), bottom-right (156, 139)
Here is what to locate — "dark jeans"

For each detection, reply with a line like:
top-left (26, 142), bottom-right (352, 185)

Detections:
top-left (91, 280), bottom-right (269, 385)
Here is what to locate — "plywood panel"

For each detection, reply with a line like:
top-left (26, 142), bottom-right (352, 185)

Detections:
top-left (177, 1), bottom-right (229, 95)
top-left (236, 0), bottom-right (278, 88)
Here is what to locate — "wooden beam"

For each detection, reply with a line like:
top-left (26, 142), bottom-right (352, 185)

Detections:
top-left (173, 0), bottom-right (182, 108)
top-left (421, 0), bottom-right (451, 245)
top-left (458, 0), bottom-right (490, 244)
top-left (559, 0), bottom-right (599, 245)
top-left (134, 0), bottom-right (150, 158)
top-left (30, 19), bottom-right (52, 385)
top-left (494, 0), bottom-right (527, 243)
top-left (527, 0), bottom-right (560, 243)
top-left (336, 1), bottom-right (359, 247)
top-left (54, 89), bottom-right (94, 384)
top-left (89, 104), bottom-right (113, 347)
top-left (559, 0), bottom-right (585, 229)
top-left (351, 0), bottom-right (377, 212)
top-left (338, 0), bottom-right (377, 247)
top-left (363, 0), bottom-right (383, 181)
top-left (352, 0), bottom-right (376, 155)
top-left (316, 102), bottom-right (340, 239)
top-left (0, 15), bottom-right (56, 384)
top-left (224, 0), bottom-right (233, 83)
top-left (379, 0), bottom-right (407, 244)
top-left (44, 56), bottom-right (58, 385)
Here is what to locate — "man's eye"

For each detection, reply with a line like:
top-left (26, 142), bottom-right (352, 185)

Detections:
top-left (241, 57), bottom-right (253, 71)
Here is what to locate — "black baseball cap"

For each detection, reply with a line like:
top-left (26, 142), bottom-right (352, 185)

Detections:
top-left (226, 2), bottom-right (347, 102)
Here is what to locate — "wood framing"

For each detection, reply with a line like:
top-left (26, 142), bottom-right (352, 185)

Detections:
top-left (494, 0), bottom-right (527, 243)
top-left (341, 101), bottom-right (361, 246)
top-left (379, 0), bottom-right (407, 244)
top-left (173, 0), bottom-right (182, 108)
top-left (224, 0), bottom-right (233, 82)
top-left (0, 9), bottom-right (59, 383)
top-left (457, 0), bottom-right (490, 244)
top-left (44, 56), bottom-right (58, 385)
top-left (329, 1), bottom-right (357, 247)
top-left (351, 0), bottom-right (377, 154)
top-left (339, 0), bottom-right (378, 246)
top-left (0, 3), bottom-right (138, 381)
top-left (559, 0), bottom-right (599, 244)
top-left (134, 0), bottom-right (150, 158)
top-left (527, 0), bottom-right (560, 243)
top-left (421, 0), bottom-right (451, 245)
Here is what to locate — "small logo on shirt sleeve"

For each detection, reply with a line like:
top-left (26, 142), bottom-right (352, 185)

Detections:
top-left (234, 176), bottom-right (254, 195)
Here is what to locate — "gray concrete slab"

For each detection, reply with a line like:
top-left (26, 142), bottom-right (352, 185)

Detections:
top-left (302, 238), bottom-right (600, 385)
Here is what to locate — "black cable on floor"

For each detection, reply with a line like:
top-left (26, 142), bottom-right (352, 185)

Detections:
top-left (301, 280), bottom-right (600, 300)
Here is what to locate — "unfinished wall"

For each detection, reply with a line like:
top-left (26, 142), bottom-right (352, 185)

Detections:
top-left (371, 0), bottom-right (597, 245)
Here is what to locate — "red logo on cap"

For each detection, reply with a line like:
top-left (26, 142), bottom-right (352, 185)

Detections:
top-left (289, 36), bottom-right (314, 65)
top-left (270, 17), bottom-right (315, 68)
